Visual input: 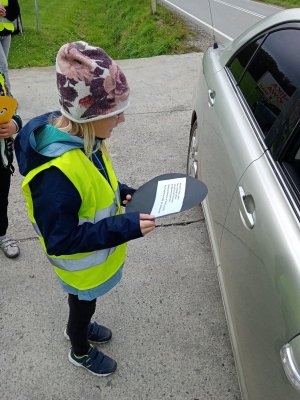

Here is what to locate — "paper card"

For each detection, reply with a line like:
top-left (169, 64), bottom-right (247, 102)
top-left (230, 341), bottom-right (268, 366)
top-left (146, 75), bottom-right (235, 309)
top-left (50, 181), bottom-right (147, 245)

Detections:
top-left (0, 96), bottom-right (18, 124)
top-left (150, 177), bottom-right (186, 217)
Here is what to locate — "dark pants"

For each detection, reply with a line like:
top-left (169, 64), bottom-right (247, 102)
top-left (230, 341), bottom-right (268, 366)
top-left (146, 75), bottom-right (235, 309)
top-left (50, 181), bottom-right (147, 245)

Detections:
top-left (0, 162), bottom-right (11, 236)
top-left (67, 294), bottom-right (97, 355)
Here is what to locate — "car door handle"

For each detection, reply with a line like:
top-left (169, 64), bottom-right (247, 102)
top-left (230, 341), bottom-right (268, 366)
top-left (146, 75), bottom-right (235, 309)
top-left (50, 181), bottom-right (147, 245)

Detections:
top-left (238, 186), bottom-right (255, 229)
top-left (281, 339), bottom-right (300, 393)
top-left (208, 89), bottom-right (216, 106)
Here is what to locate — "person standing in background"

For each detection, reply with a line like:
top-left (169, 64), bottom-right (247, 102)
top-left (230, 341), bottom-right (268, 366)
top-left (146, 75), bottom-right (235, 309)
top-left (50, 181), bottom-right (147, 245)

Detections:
top-left (0, 0), bottom-right (20, 90)
top-left (0, 69), bottom-right (22, 258)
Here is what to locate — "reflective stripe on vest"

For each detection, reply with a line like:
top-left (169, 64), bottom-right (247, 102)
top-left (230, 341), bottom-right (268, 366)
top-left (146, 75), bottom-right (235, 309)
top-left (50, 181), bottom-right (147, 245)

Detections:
top-left (22, 148), bottom-right (127, 291)
top-left (31, 219), bottom-right (117, 271)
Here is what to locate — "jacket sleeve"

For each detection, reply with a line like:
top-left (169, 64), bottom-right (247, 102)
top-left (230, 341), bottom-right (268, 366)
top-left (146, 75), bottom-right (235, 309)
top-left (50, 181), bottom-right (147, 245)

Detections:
top-left (118, 181), bottom-right (136, 203)
top-left (12, 114), bottom-right (22, 132)
top-left (29, 167), bottom-right (143, 256)
top-left (5, 1), bottom-right (20, 22)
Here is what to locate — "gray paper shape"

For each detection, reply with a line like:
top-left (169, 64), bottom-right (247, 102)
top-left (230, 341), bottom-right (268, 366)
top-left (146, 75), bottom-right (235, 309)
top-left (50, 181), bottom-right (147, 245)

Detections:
top-left (126, 173), bottom-right (208, 216)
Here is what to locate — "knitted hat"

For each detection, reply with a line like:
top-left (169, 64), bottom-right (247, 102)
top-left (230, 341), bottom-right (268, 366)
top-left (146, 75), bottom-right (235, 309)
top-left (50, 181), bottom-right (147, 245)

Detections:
top-left (56, 41), bottom-right (130, 123)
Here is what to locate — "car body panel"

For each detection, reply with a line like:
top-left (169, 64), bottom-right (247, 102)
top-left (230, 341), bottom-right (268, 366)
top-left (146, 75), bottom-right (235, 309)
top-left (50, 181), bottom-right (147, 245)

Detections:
top-left (188, 7), bottom-right (300, 400)
top-left (220, 152), bottom-right (300, 399)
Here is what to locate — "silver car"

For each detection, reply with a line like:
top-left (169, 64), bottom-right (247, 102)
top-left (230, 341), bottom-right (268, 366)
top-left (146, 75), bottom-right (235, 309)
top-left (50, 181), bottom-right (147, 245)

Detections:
top-left (187, 8), bottom-right (300, 400)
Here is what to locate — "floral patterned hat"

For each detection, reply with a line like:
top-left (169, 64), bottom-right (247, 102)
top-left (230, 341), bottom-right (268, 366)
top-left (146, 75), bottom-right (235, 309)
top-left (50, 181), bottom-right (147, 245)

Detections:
top-left (56, 41), bottom-right (130, 123)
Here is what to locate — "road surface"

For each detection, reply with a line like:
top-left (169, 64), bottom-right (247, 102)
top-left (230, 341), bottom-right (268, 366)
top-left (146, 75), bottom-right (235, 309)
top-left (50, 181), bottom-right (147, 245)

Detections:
top-left (160, 0), bottom-right (283, 42)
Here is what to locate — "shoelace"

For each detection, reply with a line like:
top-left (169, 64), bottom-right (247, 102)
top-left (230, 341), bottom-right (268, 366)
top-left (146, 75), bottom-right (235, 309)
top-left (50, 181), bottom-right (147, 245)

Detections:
top-left (0, 239), bottom-right (18, 249)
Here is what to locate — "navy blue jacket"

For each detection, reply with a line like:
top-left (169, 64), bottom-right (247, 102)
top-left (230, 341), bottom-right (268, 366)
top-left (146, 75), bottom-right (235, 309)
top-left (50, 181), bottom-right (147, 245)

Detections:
top-left (14, 112), bottom-right (142, 256)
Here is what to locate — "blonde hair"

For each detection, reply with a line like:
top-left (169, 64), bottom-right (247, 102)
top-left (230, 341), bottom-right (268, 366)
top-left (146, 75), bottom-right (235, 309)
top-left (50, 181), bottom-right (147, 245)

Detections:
top-left (51, 115), bottom-right (108, 158)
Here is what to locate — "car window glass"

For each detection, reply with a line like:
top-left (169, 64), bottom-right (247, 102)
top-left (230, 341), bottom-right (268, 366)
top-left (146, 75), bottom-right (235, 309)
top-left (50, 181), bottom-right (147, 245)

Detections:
top-left (232, 28), bottom-right (300, 157)
top-left (228, 39), bottom-right (262, 83)
top-left (282, 134), bottom-right (300, 201)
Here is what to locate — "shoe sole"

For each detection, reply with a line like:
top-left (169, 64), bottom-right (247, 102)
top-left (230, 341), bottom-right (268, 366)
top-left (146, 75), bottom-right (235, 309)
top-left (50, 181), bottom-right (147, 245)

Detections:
top-left (68, 351), bottom-right (116, 377)
top-left (64, 329), bottom-right (111, 344)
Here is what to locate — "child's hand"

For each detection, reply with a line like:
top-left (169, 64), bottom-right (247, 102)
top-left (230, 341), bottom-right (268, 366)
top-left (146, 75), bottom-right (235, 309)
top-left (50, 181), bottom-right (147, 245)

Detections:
top-left (122, 194), bottom-right (132, 205)
top-left (139, 213), bottom-right (155, 236)
top-left (0, 120), bottom-right (18, 139)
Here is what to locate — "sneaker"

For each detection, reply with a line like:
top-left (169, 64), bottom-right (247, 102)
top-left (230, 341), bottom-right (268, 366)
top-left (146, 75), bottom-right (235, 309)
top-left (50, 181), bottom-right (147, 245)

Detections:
top-left (68, 345), bottom-right (117, 376)
top-left (0, 238), bottom-right (20, 259)
top-left (64, 321), bottom-right (112, 344)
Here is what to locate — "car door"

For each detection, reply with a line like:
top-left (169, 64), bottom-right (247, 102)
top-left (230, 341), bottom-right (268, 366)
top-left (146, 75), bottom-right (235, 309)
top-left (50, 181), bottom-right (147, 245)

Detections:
top-left (199, 45), bottom-right (264, 263)
top-left (220, 148), bottom-right (300, 400)
top-left (219, 26), bottom-right (300, 400)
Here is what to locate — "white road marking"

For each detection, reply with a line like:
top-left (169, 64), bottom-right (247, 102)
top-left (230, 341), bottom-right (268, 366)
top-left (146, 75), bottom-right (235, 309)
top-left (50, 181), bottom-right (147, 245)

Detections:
top-left (213, 0), bottom-right (265, 19)
top-left (161, 0), bottom-right (233, 40)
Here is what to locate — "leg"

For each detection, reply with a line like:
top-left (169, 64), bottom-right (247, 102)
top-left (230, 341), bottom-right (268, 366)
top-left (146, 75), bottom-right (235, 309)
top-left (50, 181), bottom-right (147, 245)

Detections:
top-left (66, 294), bottom-right (117, 376)
top-left (0, 160), bottom-right (20, 258)
top-left (0, 161), bottom-right (11, 236)
top-left (67, 294), bottom-right (96, 355)
top-left (0, 35), bottom-right (11, 90)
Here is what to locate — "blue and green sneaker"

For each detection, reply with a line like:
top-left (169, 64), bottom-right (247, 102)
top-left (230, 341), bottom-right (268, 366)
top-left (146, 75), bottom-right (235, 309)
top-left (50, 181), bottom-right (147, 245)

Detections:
top-left (68, 345), bottom-right (117, 376)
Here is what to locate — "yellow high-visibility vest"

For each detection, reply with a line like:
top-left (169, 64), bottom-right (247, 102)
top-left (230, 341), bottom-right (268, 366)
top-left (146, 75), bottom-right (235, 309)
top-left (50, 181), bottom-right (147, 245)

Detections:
top-left (0, 73), bottom-right (6, 94)
top-left (0, 1), bottom-right (14, 32)
top-left (22, 147), bottom-right (127, 291)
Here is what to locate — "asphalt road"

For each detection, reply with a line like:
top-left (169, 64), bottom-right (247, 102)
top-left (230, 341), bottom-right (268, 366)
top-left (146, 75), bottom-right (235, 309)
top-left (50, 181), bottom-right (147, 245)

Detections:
top-left (160, 0), bottom-right (283, 42)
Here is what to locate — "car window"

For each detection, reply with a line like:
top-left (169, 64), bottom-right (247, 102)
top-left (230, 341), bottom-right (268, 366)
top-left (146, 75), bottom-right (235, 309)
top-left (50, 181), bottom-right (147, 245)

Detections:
top-left (281, 131), bottom-right (300, 204)
top-left (228, 28), bottom-right (300, 154)
top-left (228, 38), bottom-right (263, 83)
top-left (266, 86), bottom-right (300, 159)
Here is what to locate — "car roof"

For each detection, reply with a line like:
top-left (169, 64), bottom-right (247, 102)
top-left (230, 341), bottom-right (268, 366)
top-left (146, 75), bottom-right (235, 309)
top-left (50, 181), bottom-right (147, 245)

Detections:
top-left (219, 8), bottom-right (300, 66)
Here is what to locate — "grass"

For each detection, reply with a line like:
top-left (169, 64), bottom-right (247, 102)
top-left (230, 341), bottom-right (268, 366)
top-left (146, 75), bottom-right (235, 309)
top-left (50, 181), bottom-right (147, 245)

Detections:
top-left (9, 0), bottom-right (299, 68)
top-left (9, 0), bottom-right (199, 68)
top-left (259, 0), bottom-right (300, 7)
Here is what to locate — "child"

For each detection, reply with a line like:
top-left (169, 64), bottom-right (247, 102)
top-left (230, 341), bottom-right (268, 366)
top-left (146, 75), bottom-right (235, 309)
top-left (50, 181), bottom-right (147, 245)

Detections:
top-left (14, 41), bottom-right (155, 377)
top-left (0, 70), bottom-right (22, 258)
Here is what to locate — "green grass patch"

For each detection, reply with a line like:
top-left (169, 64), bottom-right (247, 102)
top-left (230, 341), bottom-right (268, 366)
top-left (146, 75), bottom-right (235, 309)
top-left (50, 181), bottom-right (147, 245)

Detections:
top-left (9, 0), bottom-right (199, 68)
top-left (259, 0), bottom-right (300, 8)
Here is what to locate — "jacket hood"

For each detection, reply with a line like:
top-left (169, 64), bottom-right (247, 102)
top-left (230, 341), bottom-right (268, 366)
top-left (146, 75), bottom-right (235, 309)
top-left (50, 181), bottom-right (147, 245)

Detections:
top-left (15, 112), bottom-right (85, 176)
